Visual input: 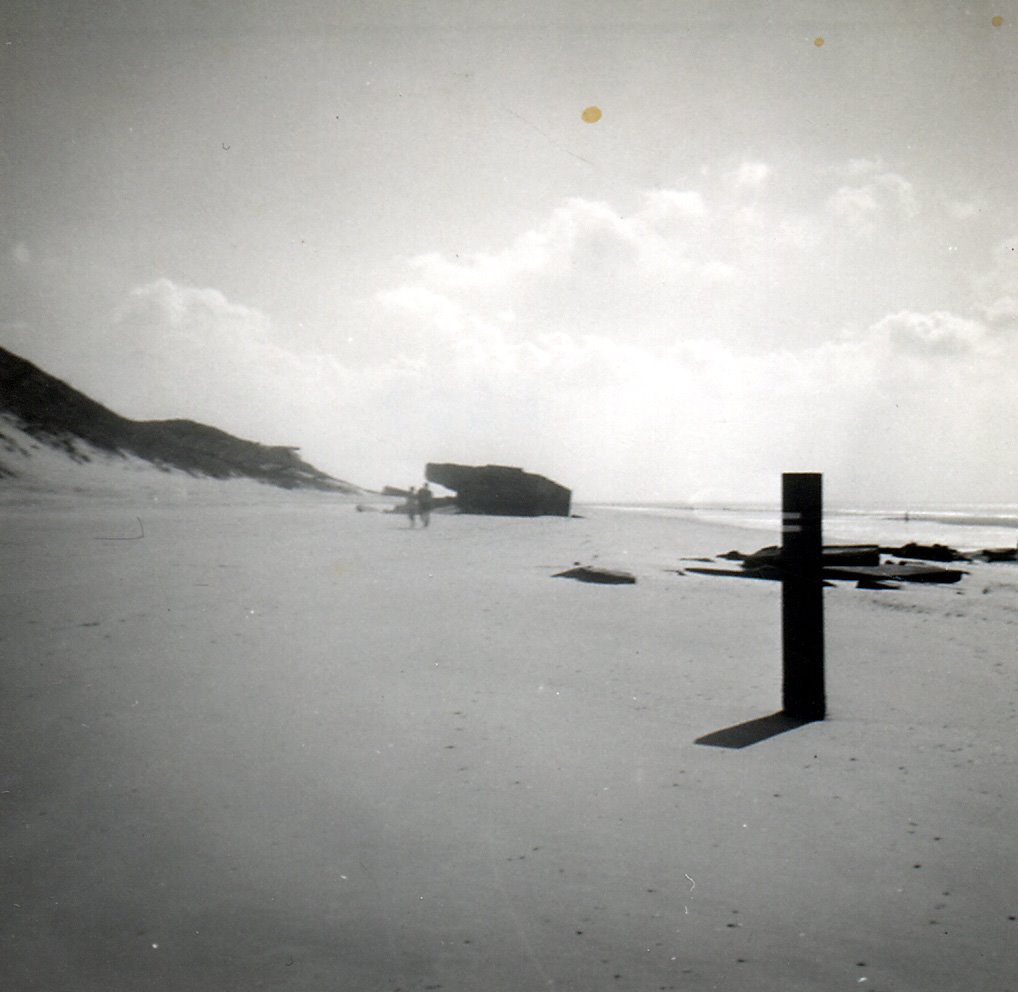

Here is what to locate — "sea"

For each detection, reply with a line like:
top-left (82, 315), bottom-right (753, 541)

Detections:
top-left (585, 501), bottom-right (1018, 552)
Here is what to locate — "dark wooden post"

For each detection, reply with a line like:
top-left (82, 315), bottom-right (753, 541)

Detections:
top-left (781, 473), bottom-right (826, 721)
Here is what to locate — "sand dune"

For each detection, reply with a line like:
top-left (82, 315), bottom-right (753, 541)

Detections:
top-left (2, 487), bottom-right (1016, 990)
top-left (0, 347), bottom-right (359, 494)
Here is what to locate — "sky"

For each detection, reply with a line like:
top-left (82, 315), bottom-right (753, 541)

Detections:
top-left (3, 0), bottom-right (1017, 504)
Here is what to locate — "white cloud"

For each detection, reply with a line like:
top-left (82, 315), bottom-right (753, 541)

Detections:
top-left (114, 279), bottom-right (273, 343)
top-left (368, 285), bottom-right (1015, 500)
top-left (360, 177), bottom-right (1016, 501)
top-left (65, 165), bottom-right (1015, 503)
top-left (828, 183), bottom-right (881, 226)
top-left (835, 157), bottom-right (887, 179)
top-left (945, 197), bottom-right (985, 221)
top-left (374, 284), bottom-right (465, 338)
top-left (103, 279), bottom-right (351, 445)
top-left (826, 170), bottom-right (917, 233)
top-left (725, 161), bottom-right (771, 189)
top-left (381, 187), bottom-right (767, 351)
top-left (869, 309), bottom-right (993, 357)
top-left (974, 235), bottom-right (1018, 301)
top-left (405, 197), bottom-right (639, 293)
top-left (978, 295), bottom-right (1018, 324)
top-left (641, 188), bottom-right (707, 220)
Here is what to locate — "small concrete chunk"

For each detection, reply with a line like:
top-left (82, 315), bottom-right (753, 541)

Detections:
top-left (553, 565), bottom-right (636, 585)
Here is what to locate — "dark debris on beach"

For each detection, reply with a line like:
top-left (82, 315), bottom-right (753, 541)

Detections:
top-left (686, 541), bottom-right (1016, 589)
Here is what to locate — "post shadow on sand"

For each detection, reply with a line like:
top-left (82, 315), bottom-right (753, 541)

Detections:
top-left (696, 473), bottom-right (827, 750)
top-left (695, 711), bottom-right (815, 749)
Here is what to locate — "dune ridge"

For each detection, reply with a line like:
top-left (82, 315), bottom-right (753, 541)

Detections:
top-left (0, 347), bottom-right (360, 493)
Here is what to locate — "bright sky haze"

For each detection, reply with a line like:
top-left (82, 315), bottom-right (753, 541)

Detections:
top-left (3, 1), bottom-right (1017, 504)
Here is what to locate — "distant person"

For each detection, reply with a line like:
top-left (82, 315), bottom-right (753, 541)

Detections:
top-left (404, 486), bottom-right (419, 527)
top-left (417, 483), bottom-right (434, 527)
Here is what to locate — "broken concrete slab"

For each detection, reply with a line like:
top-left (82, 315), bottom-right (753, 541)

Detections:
top-left (553, 565), bottom-right (637, 585)
top-left (426, 462), bottom-right (571, 517)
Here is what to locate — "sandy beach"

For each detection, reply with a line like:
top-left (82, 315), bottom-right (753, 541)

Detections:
top-left (2, 484), bottom-right (1016, 991)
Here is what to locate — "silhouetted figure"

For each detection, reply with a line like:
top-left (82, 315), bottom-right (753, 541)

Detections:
top-left (417, 483), bottom-right (434, 527)
top-left (405, 486), bottom-right (419, 527)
